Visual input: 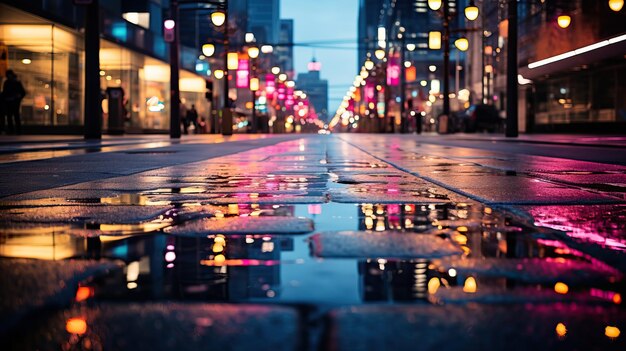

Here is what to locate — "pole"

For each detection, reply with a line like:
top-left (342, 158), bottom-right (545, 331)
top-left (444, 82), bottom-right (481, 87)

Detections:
top-left (399, 37), bottom-right (406, 133)
top-left (506, 0), bottom-right (518, 137)
top-left (250, 57), bottom-right (257, 133)
top-left (221, 0), bottom-right (233, 135)
top-left (442, 0), bottom-right (450, 118)
top-left (84, 0), bottom-right (101, 139)
top-left (169, 0), bottom-right (181, 139)
top-left (481, 1), bottom-right (486, 104)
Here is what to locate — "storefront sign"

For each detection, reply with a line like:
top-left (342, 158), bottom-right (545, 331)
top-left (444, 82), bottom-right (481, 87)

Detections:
top-left (236, 59), bottom-right (249, 88)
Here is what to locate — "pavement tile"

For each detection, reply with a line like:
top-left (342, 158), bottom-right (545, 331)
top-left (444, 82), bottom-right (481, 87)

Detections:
top-left (3, 303), bottom-right (301, 351)
top-left (329, 187), bottom-right (465, 204)
top-left (326, 304), bottom-right (626, 351)
top-left (310, 231), bottom-right (462, 258)
top-left (455, 184), bottom-right (621, 205)
top-left (0, 205), bottom-right (173, 224)
top-left (432, 257), bottom-right (623, 285)
top-left (0, 258), bottom-right (122, 334)
top-left (167, 216), bottom-right (315, 235)
top-left (431, 286), bottom-right (616, 304)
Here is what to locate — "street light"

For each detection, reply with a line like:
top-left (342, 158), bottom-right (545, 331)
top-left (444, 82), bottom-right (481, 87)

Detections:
top-left (464, 1), bottom-right (479, 21)
top-left (374, 48), bottom-right (385, 60)
top-left (211, 10), bottom-right (226, 26)
top-left (364, 58), bottom-right (375, 70)
top-left (428, 31), bottom-right (442, 49)
top-left (271, 66), bottom-right (281, 74)
top-left (213, 69), bottom-right (225, 79)
top-left (406, 43), bottom-right (416, 51)
top-left (454, 37), bottom-right (469, 51)
top-left (428, 0), bottom-right (442, 11)
top-left (557, 15), bottom-right (571, 29)
top-left (609, 0), bottom-right (624, 11)
top-left (247, 46), bottom-right (259, 58)
top-left (202, 43), bottom-right (215, 57)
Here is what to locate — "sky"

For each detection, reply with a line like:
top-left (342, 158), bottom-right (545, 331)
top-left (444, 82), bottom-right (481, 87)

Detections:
top-left (281, 0), bottom-right (358, 116)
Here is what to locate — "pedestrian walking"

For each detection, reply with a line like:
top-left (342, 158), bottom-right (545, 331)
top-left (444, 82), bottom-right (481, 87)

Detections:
top-left (180, 103), bottom-right (188, 135)
top-left (186, 104), bottom-right (199, 134)
top-left (2, 70), bottom-right (26, 135)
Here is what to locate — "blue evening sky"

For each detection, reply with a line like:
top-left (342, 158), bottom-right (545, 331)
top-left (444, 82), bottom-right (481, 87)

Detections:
top-left (281, 0), bottom-right (358, 116)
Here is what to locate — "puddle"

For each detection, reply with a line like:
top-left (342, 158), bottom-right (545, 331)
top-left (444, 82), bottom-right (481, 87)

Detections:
top-left (1, 202), bottom-right (622, 306)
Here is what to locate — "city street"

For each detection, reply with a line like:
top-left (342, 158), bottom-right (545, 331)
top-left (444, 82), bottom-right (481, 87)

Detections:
top-left (1, 133), bottom-right (625, 350)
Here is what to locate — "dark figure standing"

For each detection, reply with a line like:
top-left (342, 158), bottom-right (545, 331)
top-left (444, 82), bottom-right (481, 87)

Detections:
top-left (2, 70), bottom-right (26, 134)
top-left (186, 104), bottom-right (199, 134)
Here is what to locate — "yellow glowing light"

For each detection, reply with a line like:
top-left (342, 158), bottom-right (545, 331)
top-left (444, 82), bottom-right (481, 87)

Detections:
top-left (605, 326), bottom-right (621, 338)
top-left (228, 204), bottom-right (239, 215)
top-left (364, 58), bottom-right (375, 70)
top-left (227, 52), bottom-right (239, 70)
top-left (248, 46), bottom-right (260, 58)
top-left (213, 69), bottom-right (224, 80)
top-left (214, 236), bottom-right (226, 245)
top-left (21, 58), bottom-right (31, 65)
top-left (278, 73), bottom-right (288, 81)
top-left (211, 11), bottom-right (226, 27)
top-left (428, 0), bottom-right (442, 11)
top-left (484, 207), bottom-right (492, 214)
top-left (374, 49), bottom-right (385, 60)
top-left (609, 0), bottom-right (624, 11)
top-left (66, 318), bottom-right (88, 335)
top-left (554, 282), bottom-right (569, 294)
top-left (75, 287), bottom-right (93, 302)
top-left (429, 31), bottom-right (442, 50)
top-left (271, 66), bottom-right (281, 74)
top-left (428, 277), bottom-right (440, 294)
top-left (214, 254), bottom-right (226, 265)
top-left (454, 234), bottom-right (468, 245)
top-left (556, 323), bottom-right (567, 337)
top-left (557, 15), bottom-right (571, 29)
top-left (463, 277), bottom-right (477, 293)
top-left (454, 37), bottom-right (469, 52)
top-left (465, 5), bottom-right (479, 21)
top-left (250, 77), bottom-right (260, 91)
top-left (202, 43), bottom-right (215, 57)
top-left (212, 243), bottom-right (224, 253)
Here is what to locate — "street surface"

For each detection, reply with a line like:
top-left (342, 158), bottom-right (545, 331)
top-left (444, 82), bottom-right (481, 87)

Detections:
top-left (1, 133), bottom-right (625, 350)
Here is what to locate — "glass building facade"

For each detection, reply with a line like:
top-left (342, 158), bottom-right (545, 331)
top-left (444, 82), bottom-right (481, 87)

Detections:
top-left (0, 1), bottom-right (211, 134)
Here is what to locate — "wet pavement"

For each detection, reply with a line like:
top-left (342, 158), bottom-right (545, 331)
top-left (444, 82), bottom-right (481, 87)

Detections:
top-left (1, 134), bottom-right (625, 350)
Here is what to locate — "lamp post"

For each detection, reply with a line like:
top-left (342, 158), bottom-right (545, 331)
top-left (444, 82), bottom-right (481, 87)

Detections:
top-left (505, 0), bottom-right (518, 137)
top-left (248, 46), bottom-right (259, 133)
top-left (167, 0), bottom-right (230, 137)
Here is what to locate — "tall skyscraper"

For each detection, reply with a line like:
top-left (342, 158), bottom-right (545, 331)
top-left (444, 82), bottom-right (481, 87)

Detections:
top-left (277, 19), bottom-right (294, 76)
top-left (247, 0), bottom-right (280, 44)
top-left (297, 58), bottom-right (329, 121)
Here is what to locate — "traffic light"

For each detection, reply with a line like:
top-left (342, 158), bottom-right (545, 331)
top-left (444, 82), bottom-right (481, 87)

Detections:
top-left (163, 19), bottom-right (175, 43)
top-left (205, 80), bottom-right (213, 101)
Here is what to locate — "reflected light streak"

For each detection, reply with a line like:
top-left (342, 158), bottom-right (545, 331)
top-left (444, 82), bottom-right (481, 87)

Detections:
top-left (605, 326), bottom-right (620, 339)
top-left (463, 277), bottom-right (477, 293)
top-left (556, 322), bottom-right (567, 337)
top-left (554, 282), bottom-right (569, 294)
top-left (75, 286), bottom-right (93, 302)
top-left (66, 318), bottom-right (88, 335)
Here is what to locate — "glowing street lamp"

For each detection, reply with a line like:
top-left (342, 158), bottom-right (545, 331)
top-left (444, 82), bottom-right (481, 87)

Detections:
top-left (214, 69), bottom-right (225, 79)
top-left (406, 43), bottom-right (416, 51)
top-left (247, 46), bottom-right (260, 58)
top-left (227, 52), bottom-right (239, 70)
top-left (464, 1), bottom-right (479, 21)
top-left (211, 11), bottom-right (226, 27)
top-left (557, 15), bottom-right (571, 29)
top-left (374, 48), bottom-right (385, 60)
top-left (202, 43), bottom-right (215, 57)
top-left (250, 78), bottom-right (259, 91)
top-left (428, 0), bottom-right (442, 11)
top-left (271, 66), bottom-right (281, 74)
top-left (454, 37), bottom-right (469, 51)
top-left (609, 0), bottom-right (624, 11)
top-left (428, 31), bottom-right (442, 49)
top-left (364, 58), bottom-right (375, 70)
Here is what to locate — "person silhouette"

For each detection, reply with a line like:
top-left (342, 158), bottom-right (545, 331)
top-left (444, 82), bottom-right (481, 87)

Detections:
top-left (2, 70), bottom-right (26, 134)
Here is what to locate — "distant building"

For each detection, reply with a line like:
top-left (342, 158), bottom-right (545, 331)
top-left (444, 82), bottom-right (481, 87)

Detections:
top-left (277, 19), bottom-right (294, 77)
top-left (297, 58), bottom-right (329, 121)
top-left (247, 0), bottom-right (280, 44)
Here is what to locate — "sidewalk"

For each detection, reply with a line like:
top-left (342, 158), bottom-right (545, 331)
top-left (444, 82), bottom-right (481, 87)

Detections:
top-left (420, 132), bottom-right (626, 148)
